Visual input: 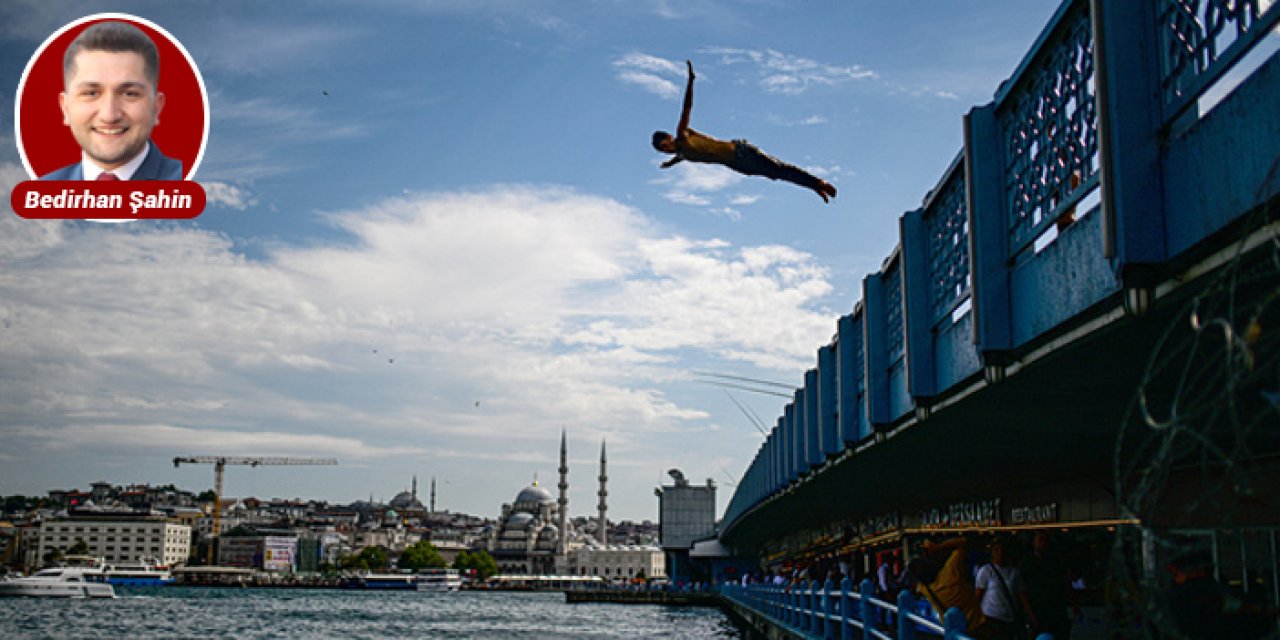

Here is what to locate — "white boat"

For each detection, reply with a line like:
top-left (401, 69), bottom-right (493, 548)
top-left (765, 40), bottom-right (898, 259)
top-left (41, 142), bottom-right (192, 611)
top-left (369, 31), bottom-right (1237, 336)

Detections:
top-left (91, 559), bottom-right (174, 587)
top-left (415, 568), bottom-right (462, 592)
top-left (341, 572), bottom-right (419, 590)
top-left (0, 566), bottom-right (116, 598)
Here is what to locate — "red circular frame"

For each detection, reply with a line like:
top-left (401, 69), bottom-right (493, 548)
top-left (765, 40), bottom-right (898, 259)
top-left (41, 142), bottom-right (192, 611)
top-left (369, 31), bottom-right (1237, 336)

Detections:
top-left (15, 14), bottom-right (208, 180)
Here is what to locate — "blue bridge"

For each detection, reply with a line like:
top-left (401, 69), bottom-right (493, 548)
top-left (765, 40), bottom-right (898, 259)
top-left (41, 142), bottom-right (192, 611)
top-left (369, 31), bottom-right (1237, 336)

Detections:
top-left (710, 1), bottom-right (1280, 638)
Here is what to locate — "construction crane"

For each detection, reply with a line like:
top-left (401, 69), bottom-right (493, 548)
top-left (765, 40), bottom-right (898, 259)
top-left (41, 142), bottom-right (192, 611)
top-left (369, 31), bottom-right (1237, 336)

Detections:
top-left (173, 456), bottom-right (338, 565)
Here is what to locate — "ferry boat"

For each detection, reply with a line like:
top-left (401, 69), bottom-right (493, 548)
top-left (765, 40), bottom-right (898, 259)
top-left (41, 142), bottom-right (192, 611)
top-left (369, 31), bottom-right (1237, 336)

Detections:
top-left (341, 572), bottom-right (420, 590)
top-left (414, 568), bottom-right (462, 592)
top-left (0, 566), bottom-right (116, 598)
top-left (91, 560), bottom-right (175, 587)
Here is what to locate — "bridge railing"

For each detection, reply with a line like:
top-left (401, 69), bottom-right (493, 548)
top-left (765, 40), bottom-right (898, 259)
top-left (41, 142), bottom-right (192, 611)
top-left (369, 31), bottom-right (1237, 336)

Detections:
top-left (721, 0), bottom-right (1280, 534)
top-left (721, 578), bottom-right (1057, 640)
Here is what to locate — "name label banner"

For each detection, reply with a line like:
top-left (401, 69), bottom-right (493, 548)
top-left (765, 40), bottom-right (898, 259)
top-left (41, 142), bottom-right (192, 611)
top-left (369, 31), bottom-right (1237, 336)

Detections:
top-left (12, 180), bottom-right (206, 219)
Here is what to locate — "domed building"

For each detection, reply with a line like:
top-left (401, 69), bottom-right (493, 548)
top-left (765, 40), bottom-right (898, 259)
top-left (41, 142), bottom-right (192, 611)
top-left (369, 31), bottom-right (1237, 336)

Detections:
top-left (488, 480), bottom-right (571, 574)
top-left (486, 432), bottom-right (600, 575)
top-left (389, 476), bottom-right (425, 511)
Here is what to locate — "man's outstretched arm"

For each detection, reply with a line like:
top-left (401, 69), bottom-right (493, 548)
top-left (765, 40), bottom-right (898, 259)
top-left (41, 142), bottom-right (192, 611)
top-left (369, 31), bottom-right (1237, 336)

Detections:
top-left (676, 59), bottom-right (695, 138)
top-left (660, 156), bottom-right (684, 169)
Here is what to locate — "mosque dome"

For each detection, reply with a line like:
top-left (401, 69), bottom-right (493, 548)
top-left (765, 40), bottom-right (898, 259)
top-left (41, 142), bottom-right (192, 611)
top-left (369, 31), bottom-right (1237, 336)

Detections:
top-left (389, 490), bottom-right (423, 510)
top-left (515, 484), bottom-right (555, 505)
top-left (506, 512), bottom-right (536, 529)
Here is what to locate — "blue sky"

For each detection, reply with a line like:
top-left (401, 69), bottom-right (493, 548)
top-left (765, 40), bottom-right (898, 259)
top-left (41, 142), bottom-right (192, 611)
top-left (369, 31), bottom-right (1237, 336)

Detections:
top-left (0, 0), bottom-right (1062, 521)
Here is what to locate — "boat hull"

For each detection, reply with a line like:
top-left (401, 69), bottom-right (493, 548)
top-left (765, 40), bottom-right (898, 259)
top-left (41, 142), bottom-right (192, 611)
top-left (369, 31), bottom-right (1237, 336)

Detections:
top-left (0, 581), bottom-right (116, 598)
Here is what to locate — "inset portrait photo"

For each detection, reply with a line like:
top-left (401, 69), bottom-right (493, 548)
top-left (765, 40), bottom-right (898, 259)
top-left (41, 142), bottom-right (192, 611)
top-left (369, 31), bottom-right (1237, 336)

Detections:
top-left (15, 13), bottom-right (208, 181)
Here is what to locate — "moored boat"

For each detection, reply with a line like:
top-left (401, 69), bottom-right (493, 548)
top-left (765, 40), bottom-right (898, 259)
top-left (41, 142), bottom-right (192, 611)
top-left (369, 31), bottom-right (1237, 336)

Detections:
top-left (414, 568), bottom-right (462, 592)
top-left (341, 572), bottom-right (419, 590)
top-left (90, 559), bottom-right (175, 587)
top-left (0, 566), bottom-right (116, 598)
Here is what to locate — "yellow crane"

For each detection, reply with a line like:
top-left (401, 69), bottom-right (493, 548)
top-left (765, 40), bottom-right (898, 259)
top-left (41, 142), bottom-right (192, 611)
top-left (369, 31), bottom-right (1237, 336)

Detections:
top-left (173, 456), bottom-right (338, 564)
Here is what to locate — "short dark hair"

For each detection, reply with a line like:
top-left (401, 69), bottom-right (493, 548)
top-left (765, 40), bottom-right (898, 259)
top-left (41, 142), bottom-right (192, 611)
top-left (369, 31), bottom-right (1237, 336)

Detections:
top-left (652, 130), bottom-right (672, 152)
top-left (63, 21), bottom-right (160, 89)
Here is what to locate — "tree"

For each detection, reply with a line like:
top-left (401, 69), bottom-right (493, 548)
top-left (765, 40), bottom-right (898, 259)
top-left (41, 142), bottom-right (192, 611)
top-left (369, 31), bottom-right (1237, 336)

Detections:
top-left (196, 490), bottom-right (217, 503)
top-left (42, 548), bottom-right (64, 567)
top-left (398, 540), bottom-right (446, 571)
top-left (67, 540), bottom-right (90, 556)
top-left (341, 546), bottom-right (388, 571)
top-left (453, 549), bottom-right (497, 580)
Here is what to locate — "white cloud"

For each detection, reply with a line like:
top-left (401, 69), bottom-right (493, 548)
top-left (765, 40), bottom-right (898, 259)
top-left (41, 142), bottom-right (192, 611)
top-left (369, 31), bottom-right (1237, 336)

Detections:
top-left (614, 52), bottom-right (684, 98)
top-left (0, 185), bottom-right (836, 513)
top-left (201, 181), bottom-right (257, 210)
top-left (617, 71), bottom-right (680, 99)
top-left (187, 22), bottom-right (366, 76)
top-left (9, 424), bottom-right (414, 460)
top-left (730, 194), bottom-right (761, 206)
top-left (699, 46), bottom-right (877, 95)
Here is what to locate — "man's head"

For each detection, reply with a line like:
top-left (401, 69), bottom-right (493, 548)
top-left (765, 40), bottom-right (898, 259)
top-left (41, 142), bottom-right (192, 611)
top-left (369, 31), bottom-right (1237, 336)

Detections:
top-left (652, 130), bottom-right (676, 153)
top-left (59, 22), bottom-right (165, 170)
top-left (990, 537), bottom-right (1009, 565)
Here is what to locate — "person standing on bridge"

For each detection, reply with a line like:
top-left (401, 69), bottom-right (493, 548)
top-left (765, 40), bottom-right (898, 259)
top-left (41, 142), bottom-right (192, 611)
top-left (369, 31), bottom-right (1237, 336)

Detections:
top-left (651, 60), bottom-right (838, 203)
top-left (974, 537), bottom-right (1038, 640)
top-left (909, 537), bottom-right (1000, 639)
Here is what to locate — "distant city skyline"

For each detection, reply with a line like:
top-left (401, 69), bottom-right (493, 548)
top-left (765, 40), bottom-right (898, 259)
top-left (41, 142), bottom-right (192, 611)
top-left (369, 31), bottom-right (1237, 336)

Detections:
top-left (1, 1), bottom-right (1063, 521)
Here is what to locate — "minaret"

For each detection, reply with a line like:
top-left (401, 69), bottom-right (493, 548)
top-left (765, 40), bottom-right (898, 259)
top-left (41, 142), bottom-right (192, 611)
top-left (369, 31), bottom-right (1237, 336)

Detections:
top-left (429, 476), bottom-right (436, 515)
top-left (597, 439), bottom-right (608, 545)
top-left (411, 475), bottom-right (418, 501)
top-left (557, 429), bottom-right (569, 556)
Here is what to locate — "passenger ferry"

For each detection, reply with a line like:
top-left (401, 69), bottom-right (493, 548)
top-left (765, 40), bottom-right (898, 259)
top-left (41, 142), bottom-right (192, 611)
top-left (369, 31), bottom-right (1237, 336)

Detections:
top-left (91, 560), bottom-right (175, 587)
top-left (414, 568), bottom-right (462, 592)
top-left (0, 566), bottom-right (116, 598)
top-left (341, 572), bottom-right (420, 590)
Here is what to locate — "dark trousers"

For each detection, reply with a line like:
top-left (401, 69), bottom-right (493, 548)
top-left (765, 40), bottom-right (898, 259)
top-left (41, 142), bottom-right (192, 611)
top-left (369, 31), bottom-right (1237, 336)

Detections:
top-left (729, 140), bottom-right (824, 191)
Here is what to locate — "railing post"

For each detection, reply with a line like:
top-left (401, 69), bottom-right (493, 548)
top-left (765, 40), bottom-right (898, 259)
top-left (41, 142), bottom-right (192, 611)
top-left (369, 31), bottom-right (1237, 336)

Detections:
top-left (784, 402), bottom-right (798, 484)
top-left (822, 578), bottom-right (835, 639)
top-left (859, 578), bottom-right (876, 639)
top-left (794, 387), bottom-right (812, 474)
top-left (964, 103), bottom-right (1012, 381)
top-left (836, 313), bottom-right (865, 446)
top-left (942, 607), bottom-right (967, 640)
top-left (862, 274), bottom-right (891, 428)
top-left (790, 582), bottom-right (800, 627)
top-left (1090, 0), bottom-right (1166, 283)
top-left (901, 206), bottom-right (936, 404)
top-left (809, 579), bottom-right (822, 636)
top-left (897, 589), bottom-right (917, 640)
top-left (817, 346), bottom-right (840, 458)
top-left (804, 369), bottom-right (823, 470)
top-left (840, 576), bottom-right (853, 640)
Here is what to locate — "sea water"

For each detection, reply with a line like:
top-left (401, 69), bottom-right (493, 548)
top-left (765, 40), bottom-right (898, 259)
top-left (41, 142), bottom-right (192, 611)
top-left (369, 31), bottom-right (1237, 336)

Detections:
top-left (0, 587), bottom-right (743, 639)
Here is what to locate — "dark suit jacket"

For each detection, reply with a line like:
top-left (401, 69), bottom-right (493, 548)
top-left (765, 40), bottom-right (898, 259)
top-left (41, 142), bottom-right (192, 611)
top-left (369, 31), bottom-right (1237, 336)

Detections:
top-left (40, 141), bottom-right (184, 180)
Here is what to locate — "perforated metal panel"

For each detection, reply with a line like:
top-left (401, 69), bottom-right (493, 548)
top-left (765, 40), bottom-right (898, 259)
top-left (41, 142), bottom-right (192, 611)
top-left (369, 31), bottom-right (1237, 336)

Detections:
top-left (999, 4), bottom-right (1099, 255)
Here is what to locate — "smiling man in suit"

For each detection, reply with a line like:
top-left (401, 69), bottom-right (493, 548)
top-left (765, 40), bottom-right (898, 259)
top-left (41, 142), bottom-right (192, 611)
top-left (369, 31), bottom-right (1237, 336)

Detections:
top-left (42, 21), bottom-right (182, 181)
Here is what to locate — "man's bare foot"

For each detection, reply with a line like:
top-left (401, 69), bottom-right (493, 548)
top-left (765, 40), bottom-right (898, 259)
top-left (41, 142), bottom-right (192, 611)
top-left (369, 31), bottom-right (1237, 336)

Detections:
top-left (815, 180), bottom-right (837, 203)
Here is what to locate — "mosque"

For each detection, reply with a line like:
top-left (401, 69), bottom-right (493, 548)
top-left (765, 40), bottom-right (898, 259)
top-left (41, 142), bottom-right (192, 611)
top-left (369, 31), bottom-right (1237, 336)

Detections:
top-left (485, 433), bottom-right (665, 579)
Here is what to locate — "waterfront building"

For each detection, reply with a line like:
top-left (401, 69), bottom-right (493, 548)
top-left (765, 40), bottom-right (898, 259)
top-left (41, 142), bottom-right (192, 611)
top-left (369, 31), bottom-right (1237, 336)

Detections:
top-left (486, 433), bottom-right (619, 575)
top-left (487, 481), bottom-right (572, 574)
top-left (654, 469), bottom-right (716, 581)
top-left (37, 511), bottom-right (191, 566)
top-left (570, 543), bottom-right (665, 580)
top-left (218, 534), bottom-right (297, 571)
